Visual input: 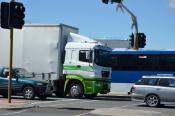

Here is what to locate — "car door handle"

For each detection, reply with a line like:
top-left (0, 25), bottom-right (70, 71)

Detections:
top-left (77, 65), bottom-right (81, 68)
top-left (156, 88), bottom-right (160, 91)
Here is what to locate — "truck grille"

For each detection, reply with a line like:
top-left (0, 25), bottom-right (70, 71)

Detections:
top-left (101, 71), bottom-right (110, 78)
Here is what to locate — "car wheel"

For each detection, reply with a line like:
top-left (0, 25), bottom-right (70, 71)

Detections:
top-left (145, 94), bottom-right (160, 107)
top-left (23, 86), bottom-right (35, 100)
top-left (38, 95), bottom-right (47, 100)
top-left (84, 93), bottom-right (98, 99)
top-left (69, 83), bottom-right (83, 98)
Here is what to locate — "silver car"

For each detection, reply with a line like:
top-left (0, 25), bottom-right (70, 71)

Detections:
top-left (131, 76), bottom-right (175, 107)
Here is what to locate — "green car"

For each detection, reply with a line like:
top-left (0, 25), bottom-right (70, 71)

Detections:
top-left (0, 67), bottom-right (53, 100)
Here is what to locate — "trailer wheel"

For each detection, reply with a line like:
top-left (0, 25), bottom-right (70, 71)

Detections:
top-left (69, 83), bottom-right (83, 98)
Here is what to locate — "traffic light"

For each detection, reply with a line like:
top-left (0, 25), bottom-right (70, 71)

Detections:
top-left (102, 0), bottom-right (122, 4)
top-left (9, 2), bottom-right (25, 29)
top-left (102, 0), bottom-right (109, 4)
top-left (1, 2), bottom-right (10, 29)
top-left (138, 33), bottom-right (146, 48)
top-left (1, 1), bottom-right (25, 29)
top-left (129, 33), bottom-right (134, 47)
top-left (111, 0), bottom-right (122, 3)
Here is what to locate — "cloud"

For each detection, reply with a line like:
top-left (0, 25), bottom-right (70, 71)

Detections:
top-left (169, 0), bottom-right (175, 8)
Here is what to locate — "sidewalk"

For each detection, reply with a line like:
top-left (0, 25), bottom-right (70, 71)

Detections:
top-left (0, 98), bottom-right (33, 109)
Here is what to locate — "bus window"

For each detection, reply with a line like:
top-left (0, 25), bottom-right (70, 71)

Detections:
top-left (111, 54), bottom-right (175, 71)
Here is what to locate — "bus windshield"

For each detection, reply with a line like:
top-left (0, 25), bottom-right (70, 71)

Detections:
top-left (94, 49), bottom-right (110, 67)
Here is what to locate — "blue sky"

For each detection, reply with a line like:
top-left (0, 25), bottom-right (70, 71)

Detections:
top-left (1, 0), bottom-right (175, 49)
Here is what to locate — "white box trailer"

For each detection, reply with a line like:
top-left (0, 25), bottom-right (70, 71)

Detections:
top-left (0, 24), bottom-right (78, 80)
top-left (0, 24), bottom-right (112, 98)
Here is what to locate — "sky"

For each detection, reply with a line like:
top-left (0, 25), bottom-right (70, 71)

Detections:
top-left (1, 0), bottom-right (175, 49)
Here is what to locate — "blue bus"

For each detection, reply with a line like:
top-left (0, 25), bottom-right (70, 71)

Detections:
top-left (110, 50), bottom-right (175, 94)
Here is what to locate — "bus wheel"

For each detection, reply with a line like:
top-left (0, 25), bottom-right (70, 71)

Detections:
top-left (69, 83), bottom-right (83, 98)
top-left (84, 93), bottom-right (98, 99)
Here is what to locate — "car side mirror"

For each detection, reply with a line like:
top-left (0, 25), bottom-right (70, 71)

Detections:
top-left (4, 71), bottom-right (9, 77)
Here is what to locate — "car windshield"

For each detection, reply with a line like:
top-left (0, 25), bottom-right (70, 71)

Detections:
top-left (14, 68), bottom-right (32, 78)
top-left (94, 49), bottom-right (111, 67)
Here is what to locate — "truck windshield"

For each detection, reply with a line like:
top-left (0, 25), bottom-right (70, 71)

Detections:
top-left (94, 49), bottom-right (110, 67)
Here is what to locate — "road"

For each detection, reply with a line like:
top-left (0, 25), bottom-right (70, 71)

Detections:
top-left (0, 96), bottom-right (175, 116)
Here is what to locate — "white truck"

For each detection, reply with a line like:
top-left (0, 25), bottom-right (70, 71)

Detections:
top-left (0, 24), bottom-right (112, 98)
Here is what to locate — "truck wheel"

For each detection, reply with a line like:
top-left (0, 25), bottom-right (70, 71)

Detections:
top-left (84, 93), bottom-right (98, 99)
top-left (69, 83), bottom-right (83, 98)
top-left (23, 86), bottom-right (35, 100)
top-left (145, 94), bottom-right (160, 107)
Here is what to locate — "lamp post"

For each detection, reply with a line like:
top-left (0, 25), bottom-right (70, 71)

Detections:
top-left (117, 3), bottom-right (139, 49)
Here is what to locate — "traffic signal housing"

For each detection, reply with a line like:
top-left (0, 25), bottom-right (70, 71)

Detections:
top-left (9, 2), bottom-right (25, 29)
top-left (129, 33), bottom-right (134, 47)
top-left (1, 2), bottom-right (10, 29)
top-left (102, 0), bottom-right (122, 4)
top-left (138, 33), bottom-right (146, 48)
top-left (111, 0), bottom-right (122, 3)
top-left (102, 0), bottom-right (109, 4)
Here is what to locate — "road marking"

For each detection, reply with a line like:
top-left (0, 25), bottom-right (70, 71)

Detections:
top-left (75, 112), bottom-right (89, 116)
top-left (120, 103), bottom-right (145, 108)
top-left (0, 109), bottom-right (27, 116)
top-left (75, 103), bottom-right (143, 116)
top-left (42, 100), bottom-right (99, 107)
top-left (31, 98), bottom-right (78, 105)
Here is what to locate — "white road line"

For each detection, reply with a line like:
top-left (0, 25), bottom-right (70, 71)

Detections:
top-left (31, 99), bottom-right (78, 105)
top-left (75, 112), bottom-right (89, 116)
top-left (120, 103), bottom-right (145, 108)
top-left (0, 109), bottom-right (27, 116)
top-left (42, 100), bottom-right (99, 107)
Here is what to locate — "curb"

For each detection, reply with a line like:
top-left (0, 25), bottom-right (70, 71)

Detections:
top-left (0, 98), bottom-right (35, 109)
top-left (0, 103), bottom-right (34, 109)
top-left (99, 93), bottom-right (131, 97)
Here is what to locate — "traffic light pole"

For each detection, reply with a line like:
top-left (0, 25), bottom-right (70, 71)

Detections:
top-left (117, 3), bottom-right (139, 50)
top-left (8, 0), bottom-right (15, 103)
top-left (8, 28), bottom-right (13, 103)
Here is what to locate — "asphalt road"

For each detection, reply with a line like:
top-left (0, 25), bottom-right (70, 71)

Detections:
top-left (0, 96), bottom-right (175, 116)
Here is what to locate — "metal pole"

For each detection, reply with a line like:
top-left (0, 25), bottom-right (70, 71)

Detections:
top-left (118, 3), bottom-right (139, 50)
top-left (8, 28), bottom-right (13, 103)
top-left (8, 0), bottom-right (15, 103)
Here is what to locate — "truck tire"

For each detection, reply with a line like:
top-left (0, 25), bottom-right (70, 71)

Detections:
top-left (84, 93), bottom-right (98, 99)
top-left (23, 86), bottom-right (35, 100)
top-left (69, 83), bottom-right (83, 98)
